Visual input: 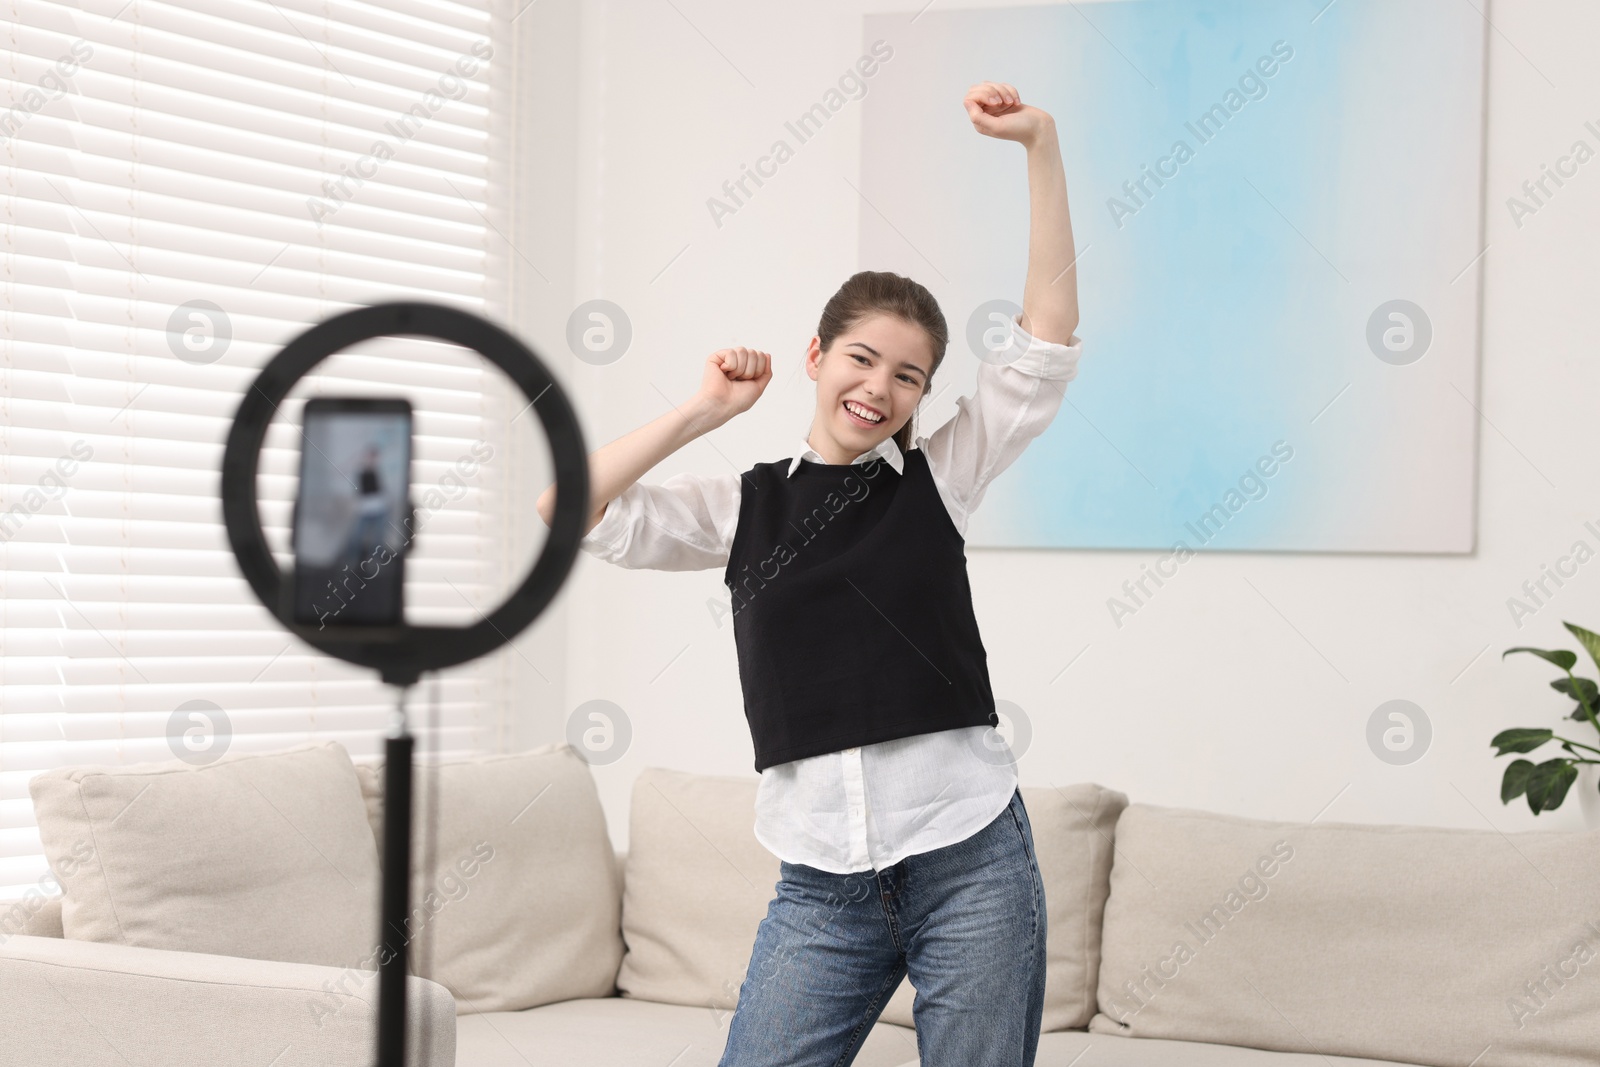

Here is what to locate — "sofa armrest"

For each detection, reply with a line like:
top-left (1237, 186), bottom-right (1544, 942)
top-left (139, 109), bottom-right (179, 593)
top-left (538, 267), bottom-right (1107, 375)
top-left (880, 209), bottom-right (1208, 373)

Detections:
top-left (0, 933), bottom-right (455, 1066)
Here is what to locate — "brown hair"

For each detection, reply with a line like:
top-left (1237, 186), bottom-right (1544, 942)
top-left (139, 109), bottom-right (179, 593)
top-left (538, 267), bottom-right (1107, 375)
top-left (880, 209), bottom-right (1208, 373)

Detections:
top-left (815, 270), bottom-right (948, 456)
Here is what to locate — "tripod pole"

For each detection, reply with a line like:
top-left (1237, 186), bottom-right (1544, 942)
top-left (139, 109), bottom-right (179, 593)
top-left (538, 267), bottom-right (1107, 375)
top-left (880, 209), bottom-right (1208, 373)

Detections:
top-left (377, 684), bottom-right (414, 1066)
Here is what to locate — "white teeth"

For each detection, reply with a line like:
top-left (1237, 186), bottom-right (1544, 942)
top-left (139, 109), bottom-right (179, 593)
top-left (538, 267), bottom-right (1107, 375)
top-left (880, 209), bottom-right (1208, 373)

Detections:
top-left (845, 401), bottom-right (883, 423)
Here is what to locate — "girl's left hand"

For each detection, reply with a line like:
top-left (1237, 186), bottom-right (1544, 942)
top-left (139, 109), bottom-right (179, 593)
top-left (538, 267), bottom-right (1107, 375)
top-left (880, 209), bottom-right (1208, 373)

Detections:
top-left (963, 81), bottom-right (1052, 146)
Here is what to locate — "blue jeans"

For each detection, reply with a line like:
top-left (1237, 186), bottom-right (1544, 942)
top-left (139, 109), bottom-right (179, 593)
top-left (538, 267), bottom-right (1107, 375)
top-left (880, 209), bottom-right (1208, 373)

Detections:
top-left (718, 786), bottom-right (1047, 1067)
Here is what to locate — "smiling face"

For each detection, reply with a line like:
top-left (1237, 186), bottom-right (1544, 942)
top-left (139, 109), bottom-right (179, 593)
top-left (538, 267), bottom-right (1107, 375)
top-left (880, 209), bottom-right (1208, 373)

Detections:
top-left (804, 312), bottom-right (934, 465)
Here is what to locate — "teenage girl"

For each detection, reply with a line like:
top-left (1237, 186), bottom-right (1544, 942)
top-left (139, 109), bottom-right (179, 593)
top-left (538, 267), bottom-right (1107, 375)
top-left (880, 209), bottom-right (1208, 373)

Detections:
top-left (539, 82), bottom-right (1081, 1067)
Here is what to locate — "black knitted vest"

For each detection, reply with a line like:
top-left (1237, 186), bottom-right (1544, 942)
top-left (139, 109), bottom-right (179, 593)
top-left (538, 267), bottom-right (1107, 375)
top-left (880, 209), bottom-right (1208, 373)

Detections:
top-left (723, 446), bottom-right (999, 772)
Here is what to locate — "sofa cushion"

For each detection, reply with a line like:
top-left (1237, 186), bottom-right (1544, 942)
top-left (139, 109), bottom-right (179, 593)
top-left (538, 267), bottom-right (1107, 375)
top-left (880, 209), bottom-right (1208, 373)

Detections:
top-left (1, 888), bottom-right (64, 941)
top-left (1088, 803), bottom-right (1600, 1067)
top-left (353, 742), bottom-right (623, 1014)
top-left (28, 741), bottom-right (378, 969)
top-left (1037, 1030), bottom-right (1429, 1066)
top-left (352, 757), bottom-right (386, 848)
top-left (0, 932), bottom-right (457, 1067)
top-left (617, 768), bottom-right (1126, 1035)
top-left (615, 767), bottom-right (769, 1012)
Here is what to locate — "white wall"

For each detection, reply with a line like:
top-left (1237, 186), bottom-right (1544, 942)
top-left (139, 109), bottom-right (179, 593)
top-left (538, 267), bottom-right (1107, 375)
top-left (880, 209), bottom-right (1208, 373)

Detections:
top-left (513, 0), bottom-right (1600, 851)
top-left (495, 0), bottom-right (582, 756)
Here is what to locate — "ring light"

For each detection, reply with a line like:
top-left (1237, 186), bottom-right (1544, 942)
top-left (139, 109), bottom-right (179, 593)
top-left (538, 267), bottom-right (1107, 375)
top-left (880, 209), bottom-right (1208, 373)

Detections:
top-left (221, 301), bottom-right (590, 688)
top-left (220, 301), bottom-right (589, 1067)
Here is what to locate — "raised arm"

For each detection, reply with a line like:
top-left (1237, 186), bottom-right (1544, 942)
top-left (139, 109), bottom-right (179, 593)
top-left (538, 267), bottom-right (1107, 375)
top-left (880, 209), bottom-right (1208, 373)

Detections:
top-left (963, 82), bottom-right (1079, 346)
top-left (536, 346), bottom-right (771, 536)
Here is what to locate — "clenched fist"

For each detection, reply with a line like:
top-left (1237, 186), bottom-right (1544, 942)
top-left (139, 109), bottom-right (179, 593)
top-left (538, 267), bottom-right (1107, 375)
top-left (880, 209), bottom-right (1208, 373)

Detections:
top-left (963, 81), bottom-right (1053, 147)
top-left (695, 346), bottom-right (772, 425)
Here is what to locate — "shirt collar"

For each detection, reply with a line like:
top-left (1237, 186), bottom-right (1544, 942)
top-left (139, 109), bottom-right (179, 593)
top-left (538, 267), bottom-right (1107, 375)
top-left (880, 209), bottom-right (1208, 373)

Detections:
top-left (787, 434), bottom-right (905, 478)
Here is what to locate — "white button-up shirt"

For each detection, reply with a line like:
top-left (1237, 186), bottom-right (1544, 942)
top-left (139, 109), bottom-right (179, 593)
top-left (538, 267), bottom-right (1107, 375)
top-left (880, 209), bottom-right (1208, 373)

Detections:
top-left (580, 314), bottom-right (1083, 872)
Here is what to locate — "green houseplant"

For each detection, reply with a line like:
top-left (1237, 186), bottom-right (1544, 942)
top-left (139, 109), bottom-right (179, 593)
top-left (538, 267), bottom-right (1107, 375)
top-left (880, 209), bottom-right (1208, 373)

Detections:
top-left (1494, 621), bottom-right (1600, 820)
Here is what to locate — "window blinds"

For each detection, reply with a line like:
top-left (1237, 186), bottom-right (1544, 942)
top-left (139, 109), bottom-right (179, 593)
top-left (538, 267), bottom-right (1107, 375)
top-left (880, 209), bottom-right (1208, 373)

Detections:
top-left (0, 0), bottom-right (514, 902)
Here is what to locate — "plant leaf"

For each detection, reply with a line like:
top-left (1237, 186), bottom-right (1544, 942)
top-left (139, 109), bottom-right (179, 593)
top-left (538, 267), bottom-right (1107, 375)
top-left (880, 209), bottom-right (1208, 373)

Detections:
top-left (1504, 646), bottom-right (1578, 671)
top-left (1563, 623), bottom-right (1600, 678)
top-left (1492, 727), bottom-right (1554, 755)
top-left (1551, 676), bottom-right (1599, 705)
top-left (1525, 758), bottom-right (1578, 814)
top-left (1501, 759), bottom-right (1535, 803)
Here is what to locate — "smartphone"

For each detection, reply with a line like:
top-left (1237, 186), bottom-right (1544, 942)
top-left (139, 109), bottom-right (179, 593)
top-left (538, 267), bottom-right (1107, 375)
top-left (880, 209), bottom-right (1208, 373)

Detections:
top-left (290, 397), bottom-right (412, 628)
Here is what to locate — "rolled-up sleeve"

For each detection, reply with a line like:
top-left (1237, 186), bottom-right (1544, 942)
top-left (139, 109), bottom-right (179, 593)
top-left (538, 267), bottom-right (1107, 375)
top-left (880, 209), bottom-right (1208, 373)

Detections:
top-left (579, 470), bottom-right (741, 571)
top-left (1004, 313), bottom-right (1082, 381)
top-left (917, 312), bottom-right (1083, 533)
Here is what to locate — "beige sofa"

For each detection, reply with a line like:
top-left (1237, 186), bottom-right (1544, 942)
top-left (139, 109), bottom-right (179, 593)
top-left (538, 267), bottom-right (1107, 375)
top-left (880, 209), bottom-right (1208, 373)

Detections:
top-left (2, 740), bottom-right (1597, 1067)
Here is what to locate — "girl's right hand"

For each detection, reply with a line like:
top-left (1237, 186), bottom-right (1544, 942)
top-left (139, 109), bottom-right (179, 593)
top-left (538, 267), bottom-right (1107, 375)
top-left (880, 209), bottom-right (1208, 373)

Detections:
top-left (695, 346), bottom-right (772, 424)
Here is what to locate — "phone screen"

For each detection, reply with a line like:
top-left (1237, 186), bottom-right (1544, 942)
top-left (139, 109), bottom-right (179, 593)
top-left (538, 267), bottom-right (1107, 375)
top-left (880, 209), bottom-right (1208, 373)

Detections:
top-left (291, 398), bottom-right (412, 627)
